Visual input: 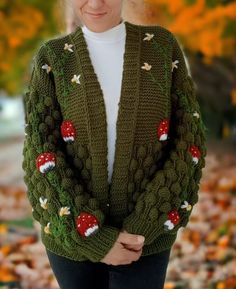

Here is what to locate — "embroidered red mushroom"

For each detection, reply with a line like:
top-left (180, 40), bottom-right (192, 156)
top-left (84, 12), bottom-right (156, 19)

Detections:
top-left (189, 145), bottom-right (201, 164)
top-left (164, 209), bottom-right (180, 230)
top-left (76, 212), bottom-right (99, 237)
top-left (157, 119), bottom-right (169, 141)
top-left (36, 152), bottom-right (56, 173)
top-left (61, 120), bottom-right (76, 143)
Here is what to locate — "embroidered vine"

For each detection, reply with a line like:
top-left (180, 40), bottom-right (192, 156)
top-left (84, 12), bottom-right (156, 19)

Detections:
top-left (142, 32), bottom-right (172, 119)
top-left (44, 44), bottom-right (82, 113)
top-left (141, 32), bottom-right (208, 231)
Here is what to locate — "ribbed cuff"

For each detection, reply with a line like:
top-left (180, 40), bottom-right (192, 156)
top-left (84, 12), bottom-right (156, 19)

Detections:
top-left (75, 225), bottom-right (120, 263)
top-left (122, 213), bottom-right (163, 245)
top-left (122, 209), bottom-right (192, 245)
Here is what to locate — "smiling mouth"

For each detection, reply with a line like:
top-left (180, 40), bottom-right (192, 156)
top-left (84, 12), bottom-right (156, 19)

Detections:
top-left (86, 12), bottom-right (107, 16)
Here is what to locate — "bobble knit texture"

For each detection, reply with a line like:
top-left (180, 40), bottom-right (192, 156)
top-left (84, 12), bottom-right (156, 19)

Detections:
top-left (22, 21), bottom-right (207, 263)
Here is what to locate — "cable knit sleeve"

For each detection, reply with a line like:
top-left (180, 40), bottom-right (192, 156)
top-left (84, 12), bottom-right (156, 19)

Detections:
top-left (122, 33), bottom-right (208, 245)
top-left (22, 43), bottom-right (120, 263)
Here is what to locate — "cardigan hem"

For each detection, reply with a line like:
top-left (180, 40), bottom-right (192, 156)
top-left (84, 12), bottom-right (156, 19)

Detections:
top-left (41, 226), bottom-right (178, 262)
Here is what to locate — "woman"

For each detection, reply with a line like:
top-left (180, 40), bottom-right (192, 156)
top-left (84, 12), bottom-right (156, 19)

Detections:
top-left (22, 0), bottom-right (207, 288)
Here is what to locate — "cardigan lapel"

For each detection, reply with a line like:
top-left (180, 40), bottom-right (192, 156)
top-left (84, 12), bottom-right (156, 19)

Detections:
top-left (70, 21), bottom-right (141, 216)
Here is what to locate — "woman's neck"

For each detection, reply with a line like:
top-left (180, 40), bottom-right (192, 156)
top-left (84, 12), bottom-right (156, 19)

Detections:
top-left (81, 20), bottom-right (126, 43)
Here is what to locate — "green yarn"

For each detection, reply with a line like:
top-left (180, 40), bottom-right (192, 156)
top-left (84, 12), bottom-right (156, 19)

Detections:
top-left (37, 182), bottom-right (46, 192)
top-left (52, 129), bottom-right (60, 139)
top-left (134, 200), bottom-right (144, 213)
top-left (65, 168), bottom-right (74, 177)
top-left (85, 157), bottom-right (92, 170)
top-left (170, 182), bottom-right (182, 194)
top-left (45, 115), bottom-right (54, 127)
top-left (158, 187), bottom-right (171, 199)
top-left (43, 142), bottom-right (55, 151)
top-left (128, 202), bottom-right (135, 212)
top-left (140, 178), bottom-right (149, 190)
top-left (132, 192), bottom-right (140, 202)
top-left (61, 177), bottom-right (74, 190)
top-left (149, 207), bottom-right (159, 221)
top-left (88, 198), bottom-right (99, 210)
top-left (148, 163), bottom-right (158, 175)
top-left (47, 135), bottom-right (56, 144)
top-left (52, 110), bottom-right (61, 120)
top-left (73, 157), bottom-right (83, 169)
top-left (77, 145), bottom-right (86, 158)
top-left (36, 103), bottom-right (44, 113)
top-left (81, 168), bottom-right (90, 180)
top-left (74, 184), bottom-right (84, 195)
top-left (22, 20), bottom-right (207, 263)
top-left (128, 182), bottom-right (135, 194)
top-left (134, 168), bottom-right (144, 182)
top-left (66, 144), bottom-right (75, 156)
top-left (159, 202), bottom-right (171, 213)
top-left (44, 97), bottom-right (53, 107)
top-left (143, 155), bottom-right (154, 167)
top-left (129, 158), bottom-right (138, 170)
top-left (171, 196), bottom-right (182, 208)
top-left (144, 192), bottom-right (157, 205)
top-left (137, 145), bottom-right (147, 159)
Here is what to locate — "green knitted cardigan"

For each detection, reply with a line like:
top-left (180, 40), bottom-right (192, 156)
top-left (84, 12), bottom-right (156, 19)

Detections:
top-left (22, 20), bottom-right (207, 263)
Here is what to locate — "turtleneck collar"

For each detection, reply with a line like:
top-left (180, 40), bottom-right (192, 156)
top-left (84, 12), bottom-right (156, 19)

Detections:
top-left (81, 20), bottom-right (126, 43)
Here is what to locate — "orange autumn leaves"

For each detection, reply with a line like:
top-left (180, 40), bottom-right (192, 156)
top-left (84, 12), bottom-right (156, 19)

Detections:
top-left (0, 5), bottom-right (44, 69)
top-left (1, 0), bottom-right (236, 95)
top-left (3, 7), bottom-right (44, 49)
top-left (0, 2), bottom-right (57, 95)
top-left (145, 0), bottom-right (236, 60)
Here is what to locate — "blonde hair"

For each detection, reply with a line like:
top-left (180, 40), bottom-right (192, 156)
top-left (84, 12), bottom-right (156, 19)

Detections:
top-left (58, 0), bottom-right (81, 33)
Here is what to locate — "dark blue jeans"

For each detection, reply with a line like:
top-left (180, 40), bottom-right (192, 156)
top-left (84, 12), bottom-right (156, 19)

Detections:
top-left (46, 248), bottom-right (171, 289)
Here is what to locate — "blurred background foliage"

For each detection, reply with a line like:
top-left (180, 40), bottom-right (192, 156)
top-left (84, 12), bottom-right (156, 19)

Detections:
top-left (123, 0), bottom-right (236, 139)
top-left (0, 0), bottom-right (63, 95)
top-left (0, 2), bottom-right (236, 288)
top-left (148, 0), bottom-right (236, 61)
top-left (146, 0), bottom-right (236, 60)
top-left (0, 0), bottom-right (236, 139)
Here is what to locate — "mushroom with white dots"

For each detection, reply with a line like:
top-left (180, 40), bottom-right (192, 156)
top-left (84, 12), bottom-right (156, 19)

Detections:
top-left (60, 120), bottom-right (76, 143)
top-left (157, 119), bottom-right (170, 141)
top-left (76, 212), bottom-right (99, 237)
top-left (36, 152), bottom-right (56, 173)
top-left (164, 209), bottom-right (180, 231)
top-left (189, 145), bottom-right (201, 165)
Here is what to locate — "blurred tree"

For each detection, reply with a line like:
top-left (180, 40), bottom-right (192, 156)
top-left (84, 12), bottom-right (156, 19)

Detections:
top-left (143, 0), bottom-right (236, 61)
top-left (134, 0), bottom-right (236, 140)
top-left (0, 0), bottom-right (61, 96)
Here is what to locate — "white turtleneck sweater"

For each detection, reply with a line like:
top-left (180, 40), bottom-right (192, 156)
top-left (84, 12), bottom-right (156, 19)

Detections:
top-left (81, 21), bottom-right (126, 185)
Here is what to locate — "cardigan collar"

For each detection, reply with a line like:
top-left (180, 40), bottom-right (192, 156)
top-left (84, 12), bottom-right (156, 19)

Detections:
top-left (69, 21), bottom-right (141, 209)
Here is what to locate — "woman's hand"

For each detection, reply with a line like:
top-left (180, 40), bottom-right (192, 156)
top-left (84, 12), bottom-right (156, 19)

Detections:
top-left (120, 229), bottom-right (145, 251)
top-left (100, 230), bottom-right (145, 266)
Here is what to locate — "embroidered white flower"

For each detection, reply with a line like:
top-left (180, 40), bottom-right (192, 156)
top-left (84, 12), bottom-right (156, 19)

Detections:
top-left (44, 222), bottom-right (51, 234)
top-left (141, 62), bottom-right (152, 71)
top-left (42, 64), bottom-right (52, 74)
top-left (39, 197), bottom-right (48, 209)
top-left (143, 33), bottom-right (154, 41)
top-left (172, 60), bottom-right (179, 72)
top-left (181, 200), bottom-right (192, 211)
top-left (59, 206), bottom-right (71, 217)
top-left (71, 74), bottom-right (81, 84)
top-left (64, 43), bottom-right (74, 52)
top-left (193, 111), bottom-right (200, 118)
